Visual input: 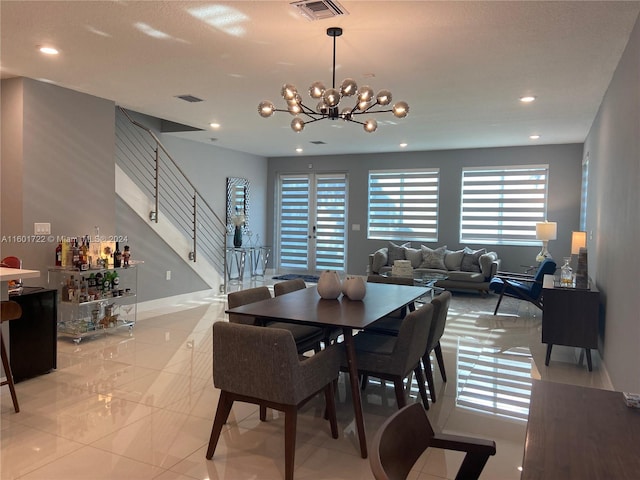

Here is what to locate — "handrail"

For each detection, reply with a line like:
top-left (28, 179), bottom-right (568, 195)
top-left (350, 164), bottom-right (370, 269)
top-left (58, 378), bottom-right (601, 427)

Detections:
top-left (115, 106), bottom-right (228, 288)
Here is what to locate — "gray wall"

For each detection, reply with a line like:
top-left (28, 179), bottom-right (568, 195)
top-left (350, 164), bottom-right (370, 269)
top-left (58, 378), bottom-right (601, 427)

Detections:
top-left (583, 13), bottom-right (640, 392)
top-left (1, 78), bottom-right (116, 285)
top-left (1, 78), bottom-right (268, 302)
top-left (267, 144), bottom-right (583, 274)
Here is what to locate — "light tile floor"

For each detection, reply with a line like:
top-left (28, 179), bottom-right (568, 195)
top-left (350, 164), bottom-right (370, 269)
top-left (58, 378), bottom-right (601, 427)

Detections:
top-left (1, 283), bottom-right (611, 479)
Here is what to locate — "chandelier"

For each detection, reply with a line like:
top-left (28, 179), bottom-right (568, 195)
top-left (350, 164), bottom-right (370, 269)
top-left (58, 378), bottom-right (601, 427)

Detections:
top-left (258, 27), bottom-right (409, 133)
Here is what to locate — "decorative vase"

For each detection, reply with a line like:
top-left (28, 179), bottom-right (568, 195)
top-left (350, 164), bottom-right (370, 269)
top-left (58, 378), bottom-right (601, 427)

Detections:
top-left (233, 225), bottom-right (242, 247)
top-left (317, 270), bottom-right (342, 299)
top-left (342, 276), bottom-right (367, 301)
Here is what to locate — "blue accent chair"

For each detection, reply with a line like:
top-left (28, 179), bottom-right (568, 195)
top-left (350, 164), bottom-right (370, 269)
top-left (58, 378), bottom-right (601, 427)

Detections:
top-left (489, 259), bottom-right (557, 315)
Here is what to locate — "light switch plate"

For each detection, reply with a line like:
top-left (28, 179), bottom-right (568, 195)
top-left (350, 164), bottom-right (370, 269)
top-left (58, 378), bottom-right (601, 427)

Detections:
top-left (34, 222), bottom-right (51, 235)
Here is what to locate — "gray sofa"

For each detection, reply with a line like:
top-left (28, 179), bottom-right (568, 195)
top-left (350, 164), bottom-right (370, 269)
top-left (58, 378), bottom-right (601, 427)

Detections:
top-left (368, 243), bottom-right (501, 296)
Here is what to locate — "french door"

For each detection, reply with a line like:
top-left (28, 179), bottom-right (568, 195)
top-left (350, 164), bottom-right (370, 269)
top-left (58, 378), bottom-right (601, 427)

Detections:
top-left (276, 173), bottom-right (348, 274)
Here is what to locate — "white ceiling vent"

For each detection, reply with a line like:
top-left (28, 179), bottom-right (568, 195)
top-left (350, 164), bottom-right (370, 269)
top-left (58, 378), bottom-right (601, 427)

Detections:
top-left (290, 0), bottom-right (348, 21)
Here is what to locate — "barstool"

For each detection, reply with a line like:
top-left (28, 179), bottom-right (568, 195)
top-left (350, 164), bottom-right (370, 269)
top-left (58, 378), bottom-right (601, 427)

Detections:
top-left (1, 300), bottom-right (22, 413)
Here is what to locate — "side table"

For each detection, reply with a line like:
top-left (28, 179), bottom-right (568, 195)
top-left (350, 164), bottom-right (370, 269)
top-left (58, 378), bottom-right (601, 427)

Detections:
top-left (541, 274), bottom-right (599, 371)
top-left (225, 248), bottom-right (247, 284)
top-left (249, 246), bottom-right (271, 279)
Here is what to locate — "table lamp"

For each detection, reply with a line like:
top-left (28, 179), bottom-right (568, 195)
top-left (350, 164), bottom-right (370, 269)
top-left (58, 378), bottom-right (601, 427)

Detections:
top-left (535, 221), bottom-right (557, 262)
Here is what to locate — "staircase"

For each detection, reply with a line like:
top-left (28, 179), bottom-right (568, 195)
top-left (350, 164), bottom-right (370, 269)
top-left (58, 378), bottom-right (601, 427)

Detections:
top-left (115, 107), bottom-right (227, 292)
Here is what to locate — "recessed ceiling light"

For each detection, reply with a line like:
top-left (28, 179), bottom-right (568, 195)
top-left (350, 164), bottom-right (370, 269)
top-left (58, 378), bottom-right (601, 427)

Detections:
top-left (529, 134), bottom-right (541, 140)
top-left (399, 143), bottom-right (408, 148)
top-left (209, 123), bottom-right (221, 129)
top-left (520, 96), bottom-right (536, 103)
top-left (39, 46), bottom-right (59, 55)
top-left (295, 147), bottom-right (303, 153)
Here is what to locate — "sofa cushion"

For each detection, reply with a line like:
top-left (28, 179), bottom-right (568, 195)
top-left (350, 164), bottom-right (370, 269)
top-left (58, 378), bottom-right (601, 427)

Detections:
top-left (460, 248), bottom-right (486, 272)
top-left (444, 249), bottom-right (465, 271)
top-left (372, 248), bottom-right (388, 273)
top-left (404, 246), bottom-right (423, 268)
top-left (388, 242), bottom-right (410, 264)
top-left (419, 245), bottom-right (447, 270)
top-left (479, 251), bottom-right (498, 278)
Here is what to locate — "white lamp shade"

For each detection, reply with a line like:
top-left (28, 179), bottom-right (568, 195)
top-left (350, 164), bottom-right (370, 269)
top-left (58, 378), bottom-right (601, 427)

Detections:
top-left (535, 222), bottom-right (557, 241)
top-left (571, 231), bottom-right (587, 254)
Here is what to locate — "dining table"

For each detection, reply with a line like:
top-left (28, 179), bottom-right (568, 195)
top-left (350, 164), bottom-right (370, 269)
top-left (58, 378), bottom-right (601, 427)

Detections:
top-left (225, 281), bottom-right (429, 459)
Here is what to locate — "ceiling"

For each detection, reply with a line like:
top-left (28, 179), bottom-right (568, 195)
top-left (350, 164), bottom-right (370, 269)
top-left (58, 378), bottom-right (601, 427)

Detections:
top-left (2, 1), bottom-right (639, 158)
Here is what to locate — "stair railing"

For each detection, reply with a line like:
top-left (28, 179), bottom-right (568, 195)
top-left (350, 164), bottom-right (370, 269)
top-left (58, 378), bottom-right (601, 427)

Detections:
top-left (115, 106), bottom-right (227, 286)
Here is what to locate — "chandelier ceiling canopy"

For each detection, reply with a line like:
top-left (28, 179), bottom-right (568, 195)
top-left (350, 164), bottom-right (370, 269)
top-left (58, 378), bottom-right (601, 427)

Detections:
top-left (258, 27), bottom-right (409, 133)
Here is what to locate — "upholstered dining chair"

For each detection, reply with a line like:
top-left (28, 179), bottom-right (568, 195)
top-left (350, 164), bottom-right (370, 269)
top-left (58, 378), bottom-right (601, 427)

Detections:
top-left (273, 278), bottom-right (307, 296)
top-left (1, 300), bottom-right (23, 413)
top-left (274, 278), bottom-right (342, 346)
top-left (370, 403), bottom-right (496, 480)
top-left (422, 291), bottom-right (451, 403)
top-left (363, 275), bottom-right (416, 335)
top-left (344, 302), bottom-right (434, 410)
top-left (207, 322), bottom-right (341, 480)
top-left (489, 258), bottom-right (557, 315)
top-left (227, 286), bottom-right (324, 354)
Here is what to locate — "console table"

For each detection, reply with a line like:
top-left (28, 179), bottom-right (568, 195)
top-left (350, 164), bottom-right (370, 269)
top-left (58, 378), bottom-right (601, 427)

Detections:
top-left (542, 274), bottom-right (599, 371)
top-left (225, 246), bottom-right (271, 284)
top-left (521, 380), bottom-right (640, 479)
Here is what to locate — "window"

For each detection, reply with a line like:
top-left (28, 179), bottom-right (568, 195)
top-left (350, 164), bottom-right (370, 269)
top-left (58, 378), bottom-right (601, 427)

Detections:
top-left (460, 165), bottom-right (549, 245)
top-left (368, 169), bottom-right (439, 241)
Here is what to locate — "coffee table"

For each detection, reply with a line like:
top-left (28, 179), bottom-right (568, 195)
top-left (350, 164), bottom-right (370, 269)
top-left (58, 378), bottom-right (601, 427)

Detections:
top-left (381, 271), bottom-right (448, 300)
top-left (226, 282), bottom-right (429, 459)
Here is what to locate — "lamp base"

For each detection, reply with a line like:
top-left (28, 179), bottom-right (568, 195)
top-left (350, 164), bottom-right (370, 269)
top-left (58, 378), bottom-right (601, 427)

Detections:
top-left (536, 243), bottom-right (552, 263)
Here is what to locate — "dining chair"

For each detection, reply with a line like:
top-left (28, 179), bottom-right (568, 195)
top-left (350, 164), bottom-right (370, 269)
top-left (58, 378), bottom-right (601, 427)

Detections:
top-left (207, 321), bottom-right (341, 480)
top-left (422, 291), bottom-right (451, 403)
top-left (228, 286), bottom-right (325, 354)
top-left (344, 302), bottom-right (434, 410)
top-left (363, 275), bottom-right (415, 335)
top-left (370, 402), bottom-right (496, 480)
top-left (274, 278), bottom-right (342, 345)
top-left (1, 300), bottom-right (23, 413)
top-left (489, 258), bottom-right (557, 315)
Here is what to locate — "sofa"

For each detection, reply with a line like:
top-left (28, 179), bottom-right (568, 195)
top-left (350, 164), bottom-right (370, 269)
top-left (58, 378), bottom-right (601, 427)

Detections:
top-left (368, 242), bottom-right (501, 296)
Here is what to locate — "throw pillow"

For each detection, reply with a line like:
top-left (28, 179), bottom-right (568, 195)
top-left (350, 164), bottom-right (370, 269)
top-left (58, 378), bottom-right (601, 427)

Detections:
top-left (460, 248), bottom-right (487, 273)
top-left (404, 246), bottom-right (423, 268)
top-left (444, 249), bottom-right (465, 271)
top-left (372, 248), bottom-right (388, 273)
top-left (388, 241), bottom-right (410, 264)
top-left (479, 251), bottom-right (498, 278)
top-left (419, 245), bottom-right (447, 270)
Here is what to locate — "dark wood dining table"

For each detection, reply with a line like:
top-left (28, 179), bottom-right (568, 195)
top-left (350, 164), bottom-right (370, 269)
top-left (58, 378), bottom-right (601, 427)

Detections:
top-left (521, 379), bottom-right (640, 479)
top-left (225, 282), bottom-right (429, 459)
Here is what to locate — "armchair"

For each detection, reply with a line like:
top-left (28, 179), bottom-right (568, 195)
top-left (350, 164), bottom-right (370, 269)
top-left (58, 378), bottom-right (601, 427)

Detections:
top-left (489, 259), bottom-right (557, 315)
top-left (207, 322), bottom-right (340, 480)
top-left (370, 403), bottom-right (496, 480)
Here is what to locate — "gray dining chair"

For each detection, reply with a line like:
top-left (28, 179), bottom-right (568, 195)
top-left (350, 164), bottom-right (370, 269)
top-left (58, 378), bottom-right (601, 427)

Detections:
top-left (370, 402), bottom-right (496, 480)
top-left (228, 286), bottom-right (324, 354)
top-left (207, 321), bottom-right (341, 480)
top-left (343, 302), bottom-right (434, 410)
top-left (422, 291), bottom-right (451, 403)
top-left (363, 275), bottom-right (416, 335)
top-left (274, 278), bottom-right (342, 345)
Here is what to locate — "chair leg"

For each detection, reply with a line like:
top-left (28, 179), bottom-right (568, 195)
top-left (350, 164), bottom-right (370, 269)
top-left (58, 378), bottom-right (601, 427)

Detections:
top-left (0, 334), bottom-right (19, 413)
top-left (423, 352), bottom-right (437, 403)
top-left (284, 406), bottom-right (298, 480)
top-left (393, 378), bottom-right (406, 408)
top-left (434, 342), bottom-right (447, 382)
top-left (324, 382), bottom-right (339, 438)
top-left (493, 289), bottom-right (506, 315)
top-left (413, 366), bottom-right (430, 410)
top-left (259, 405), bottom-right (267, 421)
top-left (206, 391), bottom-right (234, 459)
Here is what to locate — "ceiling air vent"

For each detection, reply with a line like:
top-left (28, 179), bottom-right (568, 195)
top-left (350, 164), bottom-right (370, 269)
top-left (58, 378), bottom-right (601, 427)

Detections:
top-left (310, 140), bottom-right (327, 145)
top-left (175, 94), bottom-right (204, 103)
top-left (290, 0), bottom-right (348, 21)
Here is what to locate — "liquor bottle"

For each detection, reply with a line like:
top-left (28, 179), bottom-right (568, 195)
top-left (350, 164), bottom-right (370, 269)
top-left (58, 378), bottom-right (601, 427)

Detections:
top-left (113, 242), bottom-right (122, 268)
top-left (72, 238), bottom-right (80, 268)
top-left (61, 238), bottom-right (70, 268)
top-left (55, 242), bottom-right (62, 266)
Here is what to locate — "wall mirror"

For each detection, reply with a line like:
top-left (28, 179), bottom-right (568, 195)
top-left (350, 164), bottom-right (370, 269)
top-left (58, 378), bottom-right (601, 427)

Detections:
top-left (226, 177), bottom-right (249, 231)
